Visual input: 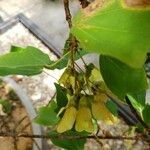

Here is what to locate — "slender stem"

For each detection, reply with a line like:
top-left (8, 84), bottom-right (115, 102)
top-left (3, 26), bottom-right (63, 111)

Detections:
top-left (77, 50), bottom-right (87, 67)
top-left (0, 132), bottom-right (149, 141)
top-left (70, 36), bottom-right (76, 70)
top-left (74, 62), bottom-right (85, 73)
top-left (43, 70), bottom-right (59, 82)
top-left (63, 0), bottom-right (79, 95)
top-left (21, 122), bottom-right (31, 132)
top-left (14, 116), bottom-right (27, 130)
top-left (32, 138), bottom-right (41, 150)
top-left (46, 93), bottom-right (56, 106)
top-left (63, 0), bottom-right (72, 28)
top-left (94, 135), bottom-right (103, 147)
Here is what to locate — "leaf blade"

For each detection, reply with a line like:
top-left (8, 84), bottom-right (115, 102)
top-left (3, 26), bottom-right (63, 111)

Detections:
top-left (50, 130), bottom-right (86, 150)
top-left (55, 83), bottom-right (68, 111)
top-left (34, 101), bottom-right (59, 126)
top-left (71, 0), bottom-right (150, 68)
top-left (100, 55), bottom-right (147, 99)
top-left (0, 46), bottom-right (51, 76)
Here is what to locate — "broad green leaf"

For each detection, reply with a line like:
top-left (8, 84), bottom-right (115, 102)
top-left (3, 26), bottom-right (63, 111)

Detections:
top-left (142, 104), bottom-right (150, 126)
top-left (0, 46), bottom-right (51, 76)
top-left (50, 130), bottom-right (86, 150)
top-left (100, 55), bottom-right (147, 99)
top-left (106, 99), bottom-right (118, 116)
top-left (34, 101), bottom-right (59, 126)
top-left (55, 83), bottom-right (68, 111)
top-left (71, 0), bottom-right (150, 68)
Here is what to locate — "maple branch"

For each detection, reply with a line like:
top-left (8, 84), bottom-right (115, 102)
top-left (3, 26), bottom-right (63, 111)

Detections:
top-left (63, 0), bottom-right (72, 28)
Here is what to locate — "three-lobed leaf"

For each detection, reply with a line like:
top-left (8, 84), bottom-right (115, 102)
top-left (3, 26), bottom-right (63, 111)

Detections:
top-left (71, 0), bottom-right (150, 68)
top-left (34, 101), bottom-right (59, 126)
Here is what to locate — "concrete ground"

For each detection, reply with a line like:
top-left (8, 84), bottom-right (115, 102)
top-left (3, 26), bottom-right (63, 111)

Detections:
top-left (0, 0), bottom-right (79, 51)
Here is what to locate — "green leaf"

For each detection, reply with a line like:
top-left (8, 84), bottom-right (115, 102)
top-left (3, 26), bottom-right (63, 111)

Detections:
top-left (142, 104), bottom-right (150, 126)
top-left (100, 55), bottom-right (147, 99)
top-left (128, 91), bottom-right (146, 106)
top-left (106, 99), bottom-right (118, 116)
top-left (0, 45), bottom-right (86, 76)
top-left (10, 45), bottom-right (25, 52)
top-left (46, 52), bottom-right (71, 70)
top-left (127, 95), bottom-right (144, 115)
top-left (55, 83), bottom-right (68, 111)
top-left (45, 50), bottom-right (87, 70)
top-left (50, 130), bottom-right (86, 150)
top-left (136, 123), bottom-right (145, 133)
top-left (0, 46), bottom-right (51, 76)
top-left (71, 0), bottom-right (150, 68)
top-left (0, 99), bottom-right (12, 114)
top-left (34, 101), bottom-right (59, 126)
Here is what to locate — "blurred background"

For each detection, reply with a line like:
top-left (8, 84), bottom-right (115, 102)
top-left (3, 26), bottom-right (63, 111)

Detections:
top-left (0, 0), bottom-right (79, 51)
